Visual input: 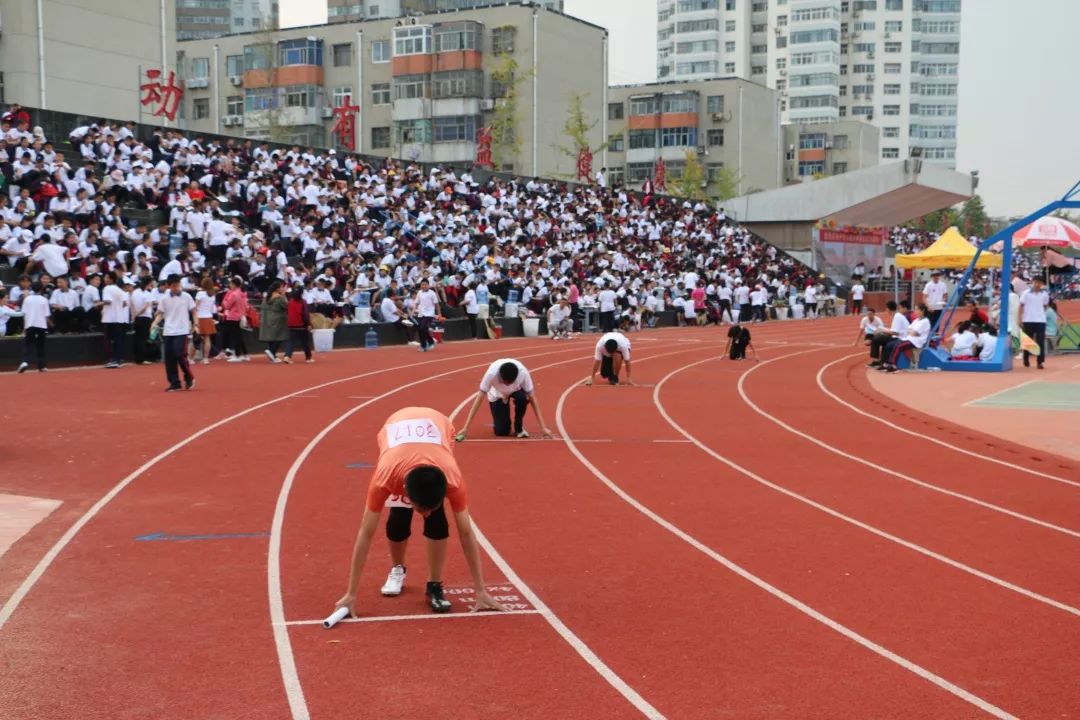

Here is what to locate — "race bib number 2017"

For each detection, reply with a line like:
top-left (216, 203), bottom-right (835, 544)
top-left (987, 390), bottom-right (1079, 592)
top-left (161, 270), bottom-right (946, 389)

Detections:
top-left (386, 419), bottom-right (443, 448)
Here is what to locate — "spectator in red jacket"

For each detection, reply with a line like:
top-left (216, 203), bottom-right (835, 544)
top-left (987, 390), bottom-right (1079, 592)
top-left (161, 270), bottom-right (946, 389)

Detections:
top-left (284, 286), bottom-right (313, 364)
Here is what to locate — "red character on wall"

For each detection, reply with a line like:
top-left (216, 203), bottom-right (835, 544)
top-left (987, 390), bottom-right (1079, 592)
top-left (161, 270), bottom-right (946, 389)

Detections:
top-left (654, 157), bottom-right (666, 193)
top-left (576, 146), bottom-right (593, 182)
top-left (475, 126), bottom-right (493, 169)
top-left (332, 96), bottom-right (361, 151)
top-left (140, 69), bottom-right (184, 122)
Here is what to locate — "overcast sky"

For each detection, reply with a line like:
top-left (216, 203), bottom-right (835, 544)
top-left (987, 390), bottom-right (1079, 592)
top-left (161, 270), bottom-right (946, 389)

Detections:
top-left (281, 0), bottom-right (1080, 217)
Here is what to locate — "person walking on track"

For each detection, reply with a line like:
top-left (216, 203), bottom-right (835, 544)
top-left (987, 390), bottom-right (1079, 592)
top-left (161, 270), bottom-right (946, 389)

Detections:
top-left (335, 407), bottom-right (507, 616)
top-left (415, 279), bottom-right (440, 352)
top-left (587, 331), bottom-right (633, 386)
top-left (16, 281), bottom-right (50, 373)
top-left (151, 274), bottom-right (196, 392)
top-left (455, 358), bottom-right (553, 441)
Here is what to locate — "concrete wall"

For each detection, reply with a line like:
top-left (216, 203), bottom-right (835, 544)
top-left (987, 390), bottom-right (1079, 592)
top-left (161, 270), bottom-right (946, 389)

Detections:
top-left (0, 0), bottom-right (175, 121)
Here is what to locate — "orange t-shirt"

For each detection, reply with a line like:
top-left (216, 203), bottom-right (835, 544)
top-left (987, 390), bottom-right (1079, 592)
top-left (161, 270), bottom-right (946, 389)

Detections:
top-left (366, 407), bottom-right (467, 513)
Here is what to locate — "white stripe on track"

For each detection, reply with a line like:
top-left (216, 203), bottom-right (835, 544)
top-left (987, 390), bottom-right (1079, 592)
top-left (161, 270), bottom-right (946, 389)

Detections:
top-left (555, 372), bottom-right (1019, 720)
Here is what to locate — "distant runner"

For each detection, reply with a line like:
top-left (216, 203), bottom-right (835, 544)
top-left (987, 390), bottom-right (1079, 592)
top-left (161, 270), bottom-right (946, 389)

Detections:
top-left (587, 331), bottom-right (633, 386)
top-left (455, 358), bottom-right (552, 441)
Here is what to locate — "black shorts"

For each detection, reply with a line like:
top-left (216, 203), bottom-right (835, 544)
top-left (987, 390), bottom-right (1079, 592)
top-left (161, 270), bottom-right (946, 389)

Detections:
top-left (385, 503), bottom-right (449, 542)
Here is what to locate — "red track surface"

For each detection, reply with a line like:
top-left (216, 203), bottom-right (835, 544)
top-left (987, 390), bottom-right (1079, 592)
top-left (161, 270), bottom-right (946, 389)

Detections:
top-left (1, 319), bottom-right (1077, 719)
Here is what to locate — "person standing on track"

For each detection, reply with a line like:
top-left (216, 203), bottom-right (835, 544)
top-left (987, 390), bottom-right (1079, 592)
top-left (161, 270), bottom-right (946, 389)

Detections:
top-left (1019, 277), bottom-right (1050, 369)
top-left (151, 274), bottom-right (196, 392)
top-left (16, 281), bottom-right (50, 373)
top-left (455, 359), bottom-right (553, 441)
top-left (335, 407), bottom-right (507, 615)
top-left (415, 279), bottom-right (439, 352)
top-left (922, 270), bottom-right (948, 329)
top-left (587, 331), bottom-right (633, 386)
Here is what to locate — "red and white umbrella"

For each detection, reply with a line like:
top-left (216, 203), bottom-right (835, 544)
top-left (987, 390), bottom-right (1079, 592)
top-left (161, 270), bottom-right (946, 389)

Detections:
top-left (1012, 216), bottom-right (1080, 250)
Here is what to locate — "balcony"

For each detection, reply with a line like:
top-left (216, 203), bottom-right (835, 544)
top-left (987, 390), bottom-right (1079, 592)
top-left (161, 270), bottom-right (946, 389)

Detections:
top-left (244, 106), bottom-right (323, 128)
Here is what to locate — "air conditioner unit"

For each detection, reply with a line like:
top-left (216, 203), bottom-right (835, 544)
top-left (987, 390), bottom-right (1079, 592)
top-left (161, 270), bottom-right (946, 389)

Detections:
top-left (711, 112), bottom-right (725, 121)
top-left (222, 116), bottom-right (235, 127)
top-left (229, 76), bottom-right (242, 86)
top-left (321, 107), bottom-right (334, 118)
top-left (867, 52), bottom-right (875, 59)
top-left (697, 146), bottom-right (707, 155)
top-left (227, 114), bottom-right (243, 126)
top-left (884, 32), bottom-right (892, 38)
top-left (186, 78), bottom-right (209, 89)
top-left (825, 141), bottom-right (833, 149)
top-left (779, 69), bottom-right (787, 76)
top-left (866, 73), bottom-right (874, 80)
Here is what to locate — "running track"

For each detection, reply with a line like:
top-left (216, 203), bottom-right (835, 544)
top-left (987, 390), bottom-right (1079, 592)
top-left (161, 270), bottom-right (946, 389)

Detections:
top-left (1, 318), bottom-right (1077, 719)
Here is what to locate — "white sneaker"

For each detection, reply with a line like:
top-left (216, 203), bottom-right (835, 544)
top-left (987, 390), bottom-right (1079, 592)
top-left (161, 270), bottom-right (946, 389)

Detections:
top-left (16, 362), bottom-right (29, 374)
top-left (227, 357), bottom-right (244, 363)
top-left (381, 565), bottom-right (406, 596)
top-left (264, 349), bottom-right (275, 362)
top-left (517, 430), bottom-right (530, 439)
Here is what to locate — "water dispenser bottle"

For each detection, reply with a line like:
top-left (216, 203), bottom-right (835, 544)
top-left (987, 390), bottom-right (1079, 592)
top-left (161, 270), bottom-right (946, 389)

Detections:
top-left (365, 327), bottom-right (378, 350)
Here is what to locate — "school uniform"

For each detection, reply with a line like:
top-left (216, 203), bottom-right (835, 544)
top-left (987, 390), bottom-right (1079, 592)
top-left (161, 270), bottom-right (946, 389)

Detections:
top-left (158, 290), bottom-right (196, 389)
top-left (479, 359), bottom-right (535, 436)
top-left (19, 293), bottom-right (50, 371)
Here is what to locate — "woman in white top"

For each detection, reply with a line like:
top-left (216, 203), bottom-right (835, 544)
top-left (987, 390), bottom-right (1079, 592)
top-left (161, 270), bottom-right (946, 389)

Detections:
top-left (947, 321), bottom-right (979, 359)
top-left (977, 327), bottom-right (998, 362)
top-left (194, 278), bottom-right (218, 364)
top-left (882, 304), bottom-right (932, 372)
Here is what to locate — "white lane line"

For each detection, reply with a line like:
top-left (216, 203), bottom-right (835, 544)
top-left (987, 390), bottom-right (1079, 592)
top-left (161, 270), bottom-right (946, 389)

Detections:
top-left (282, 609), bottom-right (540, 626)
top-left (555, 376), bottom-right (1019, 720)
top-left (817, 356), bottom-right (1080, 488)
top-left (651, 352), bottom-right (1079, 617)
top-left (739, 351), bottom-right (1080, 538)
top-left (269, 346), bottom-right (595, 720)
top-left (0, 342), bottom-right (584, 633)
top-left (653, 439), bottom-right (692, 444)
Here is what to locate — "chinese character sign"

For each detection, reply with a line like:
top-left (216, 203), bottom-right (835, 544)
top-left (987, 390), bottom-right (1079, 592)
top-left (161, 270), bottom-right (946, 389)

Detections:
top-left (654, 157), bottom-right (666, 193)
top-left (332, 97), bottom-right (361, 151)
top-left (475, 126), bottom-right (493, 169)
top-left (575, 146), bottom-right (593, 182)
top-left (140, 69), bottom-right (183, 122)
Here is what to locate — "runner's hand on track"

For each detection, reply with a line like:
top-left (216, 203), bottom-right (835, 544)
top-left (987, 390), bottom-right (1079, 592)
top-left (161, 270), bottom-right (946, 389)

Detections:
top-left (335, 593), bottom-right (357, 617)
top-left (584, 379), bottom-right (593, 386)
top-left (454, 432), bottom-right (466, 443)
top-left (470, 590), bottom-right (508, 613)
top-left (541, 428), bottom-right (553, 439)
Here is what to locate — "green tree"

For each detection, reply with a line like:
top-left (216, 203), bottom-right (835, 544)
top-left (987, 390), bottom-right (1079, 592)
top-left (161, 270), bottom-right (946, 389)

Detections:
top-left (710, 165), bottom-right (742, 201)
top-left (553, 92), bottom-right (607, 180)
top-left (669, 149), bottom-right (708, 201)
top-left (486, 52), bottom-right (532, 171)
top-left (960, 194), bottom-right (989, 235)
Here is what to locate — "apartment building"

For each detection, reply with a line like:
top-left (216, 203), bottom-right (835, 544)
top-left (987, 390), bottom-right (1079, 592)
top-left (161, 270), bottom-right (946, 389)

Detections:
top-left (176, 3), bottom-right (606, 178)
top-left (606, 78), bottom-right (782, 195)
top-left (0, 0), bottom-right (174, 118)
top-left (657, 0), bottom-right (961, 168)
top-left (326, 0), bottom-right (564, 24)
top-left (781, 118), bottom-right (878, 181)
top-left (177, 0), bottom-right (279, 40)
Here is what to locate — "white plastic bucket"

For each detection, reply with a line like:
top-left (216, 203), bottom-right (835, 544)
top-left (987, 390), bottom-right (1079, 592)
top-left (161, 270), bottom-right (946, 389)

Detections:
top-left (355, 307), bottom-right (372, 324)
top-left (791, 304), bottom-right (805, 319)
top-left (504, 302), bottom-right (519, 318)
top-left (522, 317), bottom-right (540, 337)
top-left (312, 328), bottom-right (335, 352)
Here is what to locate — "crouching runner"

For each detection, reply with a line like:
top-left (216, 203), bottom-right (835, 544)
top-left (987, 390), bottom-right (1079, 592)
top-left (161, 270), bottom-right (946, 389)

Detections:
top-left (335, 407), bottom-right (507, 616)
top-left (587, 331), bottom-right (633, 386)
top-left (456, 358), bottom-right (552, 441)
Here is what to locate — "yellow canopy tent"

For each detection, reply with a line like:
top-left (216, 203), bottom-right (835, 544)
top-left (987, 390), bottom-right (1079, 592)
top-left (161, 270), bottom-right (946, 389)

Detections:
top-left (895, 226), bottom-right (1002, 269)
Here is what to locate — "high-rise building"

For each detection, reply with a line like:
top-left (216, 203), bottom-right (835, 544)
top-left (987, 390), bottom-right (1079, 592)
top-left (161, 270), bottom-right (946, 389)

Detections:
top-left (657, 0), bottom-right (961, 168)
top-left (176, 0), bottom-right (279, 41)
top-left (327, 0), bottom-right (563, 24)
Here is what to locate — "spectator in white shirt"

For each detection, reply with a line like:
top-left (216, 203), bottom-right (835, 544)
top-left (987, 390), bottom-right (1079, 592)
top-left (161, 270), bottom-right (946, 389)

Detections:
top-left (922, 271), bottom-right (948, 328)
top-left (1018, 277), bottom-right (1050, 369)
top-left (151, 274), bottom-right (197, 391)
top-left (414, 279), bottom-right (440, 352)
top-left (131, 276), bottom-right (158, 364)
top-left (855, 307), bottom-right (884, 346)
top-left (48, 275), bottom-right (81, 333)
top-left (868, 300), bottom-right (910, 368)
top-left (547, 297), bottom-right (573, 339)
top-left (597, 285), bottom-right (618, 332)
top-left (850, 281), bottom-right (865, 314)
top-left (947, 321), bottom-right (979, 359)
top-left (101, 272), bottom-right (132, 368)
top-left (455, 358), bottom-right (552, 440)
top-left (16, 282), bottom-right (50, 373)
top-left (882, 304), bottom-right (932, 372)
top-left (0, 288), bottom-right (25, 337)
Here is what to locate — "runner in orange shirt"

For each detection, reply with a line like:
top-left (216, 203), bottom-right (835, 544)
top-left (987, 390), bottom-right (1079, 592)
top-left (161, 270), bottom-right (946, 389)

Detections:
top-left (335, 407), bottom-right (507, 616)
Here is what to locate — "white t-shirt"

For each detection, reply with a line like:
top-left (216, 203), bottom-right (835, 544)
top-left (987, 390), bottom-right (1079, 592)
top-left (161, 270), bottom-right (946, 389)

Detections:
top-left (907, 317), bottom-right (931, 349)
top-left (1018, 289), bottom-right (1049, 324)
top-left (32, 242), bottom-right (69, 277)
top-left (950, 329), bottom-right (977, 357)
top-left (464, 289), bottom-right (478, 314)
top-left (923, 280), bottom-right (948, 310)
top-left (977, 332), bottom-right (997, 361)
top-left (479, 358), bottom-right (535, 402)
top-left (851, 284), bottom-right (865, 300)
top-left (21, 293), bottom-right (50, 329)
top-left (860, 315), bottom-right (884, 334)
top-left (804, 287), bottom-right (817, 304)
top-left (549, 304), bottom-right (571, 325)
top-left (681, 297), bottom-right (697, 318)
top-left (194, 290), bottom-right (216, 319)
top-left (598, 289), bottom-right (617, 312)
top-left (380, 296), bottom-right (400, 323)
top-left (101, 284), bottom-right (130, 323)
top-left (159, 291), bottom-right (195, 336)
top-left (416, 289), bottom-right (439, 318)
top-left (595, 332), bottom-right (631, 361)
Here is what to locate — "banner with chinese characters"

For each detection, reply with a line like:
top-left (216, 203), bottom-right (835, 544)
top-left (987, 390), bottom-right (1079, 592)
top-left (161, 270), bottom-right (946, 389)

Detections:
top-left (140, 68), bottom-right (183, 122)
top-left (812, 226), bottom-right (887, 287)
top-left (575, 146), bottom-right (592, 182)
top-left (654, 157), bottom-right (666, 193)
top-left (332, 96), bottom-right (360, 151)
top-left (474, 126), bottom-right (493, 169)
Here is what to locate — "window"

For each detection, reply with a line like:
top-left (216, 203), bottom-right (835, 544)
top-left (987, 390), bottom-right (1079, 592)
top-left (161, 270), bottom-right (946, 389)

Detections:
top-left (832, 134), bottom-right (848, 149)
top-left (628, 130), bottom-right (656, 149)
top-left (658, 5), bottom-right (674, 21)
top-left (283, 85), bottom-right (318, 108)
top-left (884, 83), bottom-right (900, 94)
top-left (799, 133), bottom-right (825, 149)
top-left (244, 87), bottom-right (276, 112)
top-left (677, 19), bottom-right (719, 32)
top-left (792, 7), bottom-right (839, 21)
top-left (326, 0), bottom-right (359, 14)
top-left (840, 64), bottom-right (848, 75)
top-left (852, 0), bottom-right (877, 9)
top-left (491, 70), bottom-right (514, 98)
top-left (707, 95), bottom-right (725, 113)
top-left (776, 57), bottom-right (787, 69)
top-left (832, 162), bottom-right (847, 174)
top-left (792, 51), bottom-right (837, 65)
top-left (885, 0), bottom-right (903, 8)
top-left (725, 62), bottom-right (735, 73)
top-left (882, 104), bottom-right (900, 115)
top-left (432, 70), bottom-right (483, 99)
top-left (725, 20), bottom-right (736, 31)
top-left (918, 0), bottom-right (960, 11)
top-left (278, 38), bottom-right (323, 66)
top-left (677, 39), bottom-right (719, 53)
top-left (434, 22), bottom-right (480, 53)
top-left (919, 83), bottom-right (958, 96)
top-left (777, 14), bottom-right (787, 26)
top-left (607, 169), bottom-right (625, 186)
top-left (608, 134), bottom-right (625, 152)
top-left (725, 0), bottom-right (736, 9)
top-left (853, 21), bottom-right (876, 31)
top-left (920, 42), bottom-right (960, 54)
top-left (678, 0), bottom-right (719, 9)
top-left (332, 86), bottom-right (354, 107)
top-left (332, 43), bottom-right (352, 67)
top-left (884, 20), bottom-right (903, 32)
top-left (853, 63), bottom-right (874, 73)
top-left (923, 148), bottom-right (956, 161)
top-left (433, 115), bottom-right (477, 143)
top-left (707, 129), bottom-right (724, 146)
top-left (882, 148), bottom-right (899, 158)
top-left (190, 57), bottom-right (210, 78)
top-left (884, 63), bottom-right (901, 74)
top-left (751, 1), bottom-right (768, 10)
top-left (372, 39), bottom-right (391, 62)
top-left (393, 74), bottom-right (430, 100)
top-left (789, 95), bottom-right (838, 109)
top-left (226, 95), bottom-right (243, 115)
top-left (921, 20), bottom-right (960, 34)
top-left (492, 26), bottom-right (517, 54)
top-left (884, 42), bottom-right (902, 53)
top-left (752, 65), bottom-right (766, 75)
top-left (776, 37), bottom-right (788, 48)
top-left (840, 85), bottom-right (848, 96)
top-left (662, 94), bottom-right (697, 113)
top-left (371, 126), bottom-right (391, 149)
top-left (629, 97), bottom-right (656, 116)
top-left (791, 72), bottom-right (840, 87)
top-left (798, 161), bottom-right (825, 176)
top-left (752, 44), bottom-right (768, 54)
top-left (628, 163), bottom-right (653, 183)
top-left (854, 43), bottom-right (876, 54)
top-left (851, 106), bottom-right (874, 116)
top-left (706, 164), bottom-right (726, 184)
top-left (839, 106), bottom-right (846, 117)
top-left (919, 62), bottom-right (958, 77)
top-left (608, 102), bottom-right (624, 120)
top-left (395, 119), bottom-right (431, 144)
top-left (725, 41), bottom-right (736, 52)
top-left (371, 83), bottom-right (390, 105)
top-left (192, 98), bottom-right (210, 119)
top-left (752, 24), bottom-right (767, 33)
top-left (369, 4), bottom-right (380, 15)
top-left (394, 26), bottom-right (432, 56)
top-left (226, 54), bottom-right (243, 77)
top-left (791, 29), bottom-right (840, 44)
top-left (909, 124), bottom-right (956, 139)
top-left (883, 126), bottom-right (899, 138)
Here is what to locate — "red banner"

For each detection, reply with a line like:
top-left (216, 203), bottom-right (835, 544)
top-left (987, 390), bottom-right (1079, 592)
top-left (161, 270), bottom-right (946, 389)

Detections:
top-left (140, 69), bottom-right (183, 122)
top-left (576, 147), bottom-right (593, 182)
top-left (475, 126), bottom-right (493, 169)
top-left (818, 227), bottom-right (886, 245)
top-left (654, 157), bottom-right (666, 193)
top-left (332, 97), bottom-right (360, 151)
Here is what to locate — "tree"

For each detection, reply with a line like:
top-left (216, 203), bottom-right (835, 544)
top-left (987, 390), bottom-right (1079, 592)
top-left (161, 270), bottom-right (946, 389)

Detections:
top-left (552, 92), bottom-right (607, 180)
top-left (486, 49), bottom-right (533, 172)
top-left (247, 13), bottom-right (291, 144)
top-left (669, 149), bottom-right (708, 201)
top-left (959, 194), bottom-right (989, 236)
top-left (710, 165), bottom-right (742, 202)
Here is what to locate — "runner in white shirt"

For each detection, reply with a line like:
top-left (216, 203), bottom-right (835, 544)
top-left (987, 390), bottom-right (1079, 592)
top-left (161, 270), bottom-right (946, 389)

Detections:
top-left (455, 358), bottom-right (552, 440)
top-left (588, 331), bottom-right (632, 386)
top-left (803, 285), bottom-right (818, 320)
top-left (151, 274), bottom-right (197, 391)
top-left (850, 282), bottom-right (865, 314)
top-left (854, 308), bottom-right (884, 346)
top-left (414, 278), bottom-right (440, 352)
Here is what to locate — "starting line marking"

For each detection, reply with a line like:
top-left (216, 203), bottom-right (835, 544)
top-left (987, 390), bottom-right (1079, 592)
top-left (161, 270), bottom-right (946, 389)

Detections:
top-left (282, 609), bottom-right (540, 627)
top-left (463, 438), bottom-right (613, 443)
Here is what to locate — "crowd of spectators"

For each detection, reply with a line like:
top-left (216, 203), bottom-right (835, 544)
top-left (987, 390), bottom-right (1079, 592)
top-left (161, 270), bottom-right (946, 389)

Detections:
top-left (1, 109), bottom-right (831, 366)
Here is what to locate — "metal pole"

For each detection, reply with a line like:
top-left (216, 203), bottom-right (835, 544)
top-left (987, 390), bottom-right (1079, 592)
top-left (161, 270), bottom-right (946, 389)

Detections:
top-left (531, 8), bottom-right (539, 176)
top-left (36, 0), bottom-right (46, 108)
top-left (356, 29), bottom-right (363, 154)
top-left (213, 44), bottom-right (221, 134)
top-left (137, 64), bottom-right (142, 123)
